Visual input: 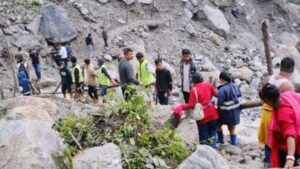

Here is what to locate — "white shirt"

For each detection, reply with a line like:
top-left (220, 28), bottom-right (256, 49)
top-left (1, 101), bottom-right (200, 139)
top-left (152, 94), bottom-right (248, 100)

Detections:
top-left (60, 46), bottom-right (68, 59)
top-left (147, 63), bottom-right (155, 74)
top-left (183, 63), bottom-right (190, 92)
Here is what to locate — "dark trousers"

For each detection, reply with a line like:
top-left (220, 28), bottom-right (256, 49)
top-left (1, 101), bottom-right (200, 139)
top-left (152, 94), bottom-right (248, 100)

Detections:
top-left (88, 86), bottom-right (98, 100)
top-left (32, 64), bottom-right (41, 80)
top-left (100, 85), bottom-right (107, 96)
top-left (182, 91), bottom-right (190, 103)
top-left (103, 38), bottom-right (108, 47)
top-left (264, 145), bottom-right (271, 164)
top-left (62, 58), bottom-right (68, 67)
top-left (197, 120), bottom-right (217, 148)
top-left (157, 92), bottom-right (169, 105)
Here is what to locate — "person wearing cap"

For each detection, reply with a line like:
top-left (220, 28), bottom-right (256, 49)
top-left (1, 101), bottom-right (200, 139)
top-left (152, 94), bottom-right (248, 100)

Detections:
top-left (71, 57), bottom-right (85, 101)
top-left (180, 49), bottom-right (199, 123)
top-left (97, 58), bottom-right (116, 97)
top-left (136, 52), bottom-right (155, 87)
top-left (58, 62), bottom-right (73, 99)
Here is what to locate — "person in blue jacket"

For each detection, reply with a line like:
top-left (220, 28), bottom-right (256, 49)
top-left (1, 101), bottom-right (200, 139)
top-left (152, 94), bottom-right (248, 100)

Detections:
top-left (217, 71), bottom-right (242, 146)
top-left (19, 72), bottom-right (31, 96)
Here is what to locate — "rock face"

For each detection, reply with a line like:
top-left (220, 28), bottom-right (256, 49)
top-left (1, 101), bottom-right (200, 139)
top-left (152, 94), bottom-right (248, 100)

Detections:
top-left (178, 145), bottom-right (230, 169)
top-left (26, 16), bottom-right (41, 35)
top-left (197, 5), bottom-right (230, 37)
top-left (74, 143), bottom-right (122, 169)
top-left (0, 120), bottom-right (65, 169)
top-left (40, 4), bottom-right (78, 43)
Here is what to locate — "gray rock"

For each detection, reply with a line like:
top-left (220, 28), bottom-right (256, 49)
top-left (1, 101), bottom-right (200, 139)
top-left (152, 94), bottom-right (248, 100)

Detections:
top-left (219, 144), bottom-right (242, 156)
top-left (97, 0), bottom-right (108, 3)
top-left (210, 0), bottom-right (232, 7)
top-left (123, 0), bottom-right (135, 5)
top-left (104, 54), bottom-right (113, 62)
top-left (197, 5), bottom-right (230, 37)
top-left (185, 23), bottom-right (197, 37)
top-left (184, 8), bottom-right (194, 19)
top-left (74, 143), bottom-right (122, 169)
top-left (233, 59), bottom-right (244, 68)
top-left (138, 0), bottom-right (153, 4)
top-left (40, 4), bottom-right (78, 43)
top-left (2, 25), bottom-right (23, 36)
top-left (0, 120), bottom-right (65, 169)
top-left (190, 0), bottom-right (199, 6)
top-left (26, 16), bottom-right (41, 35)
top-left (151, 105), bottom-right (173, 129)
top-left (3, 96), bottom-right (59, 127)
top-left (178, 145), bottom-right (230, 169)
top-left (12, 35), bottom-right (42, 48)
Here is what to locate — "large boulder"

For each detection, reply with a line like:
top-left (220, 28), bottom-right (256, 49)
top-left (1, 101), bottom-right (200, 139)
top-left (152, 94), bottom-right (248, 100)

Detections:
top-left (40, 4), bottom-right (78, 43)
top-left (196, 5), bottom-right (230, 37)
top-left (178, 145), bottom-right (230, 169)
top-left (0, 120), bottom-right (65, 169)
top-left (151, 105), bottom-right (173, 128)
top-left (74, 143), bottom-right (122, 169)
top-left (3, 96), bottom-right (59, 122)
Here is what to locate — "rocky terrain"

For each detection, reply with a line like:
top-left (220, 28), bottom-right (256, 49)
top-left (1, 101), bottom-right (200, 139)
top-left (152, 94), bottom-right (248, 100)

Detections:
top-left (1, 0), bottom-right (300, 168)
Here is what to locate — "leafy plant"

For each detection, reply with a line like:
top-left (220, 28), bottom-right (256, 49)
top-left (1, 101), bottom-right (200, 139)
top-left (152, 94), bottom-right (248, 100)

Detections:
top-left (54, 91), bottom-right (191, 169)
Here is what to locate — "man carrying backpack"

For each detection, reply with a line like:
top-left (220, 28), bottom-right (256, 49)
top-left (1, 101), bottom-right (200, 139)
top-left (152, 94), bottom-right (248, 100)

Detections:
top-left (19, 71), bottom-right (31, 96)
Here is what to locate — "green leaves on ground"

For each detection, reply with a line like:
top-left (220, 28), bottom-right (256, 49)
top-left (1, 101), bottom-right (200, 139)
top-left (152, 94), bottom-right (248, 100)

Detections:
top-left (54, 91), bottom-right (191, 168)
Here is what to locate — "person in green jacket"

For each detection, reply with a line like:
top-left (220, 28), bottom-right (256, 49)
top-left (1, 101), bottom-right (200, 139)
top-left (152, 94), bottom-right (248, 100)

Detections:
top-left (97, 58), bottom-right (115, 97)
top-left (136, 52), bottom-right (155, 87)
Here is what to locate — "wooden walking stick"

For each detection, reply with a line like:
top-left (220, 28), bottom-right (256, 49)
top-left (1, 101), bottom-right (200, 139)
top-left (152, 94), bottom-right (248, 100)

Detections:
top-left (53, 81), bottom-right (62, 95)
top-left (261, 20), bottom-right (273, 75)
top-left (5, 42), bottom-right (19, 97)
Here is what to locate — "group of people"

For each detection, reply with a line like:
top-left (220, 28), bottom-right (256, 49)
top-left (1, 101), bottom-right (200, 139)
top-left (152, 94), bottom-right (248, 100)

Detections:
top-left (173, 53), bottom-right (300, 169)
top-left (174, 49), bottom-right (242, 149)
top-left (16, 47), bottom-right (42, 96)
top-left (15, 42), bottom-right (300, 168)
top-left (258, 57), bottom-right (300, 169)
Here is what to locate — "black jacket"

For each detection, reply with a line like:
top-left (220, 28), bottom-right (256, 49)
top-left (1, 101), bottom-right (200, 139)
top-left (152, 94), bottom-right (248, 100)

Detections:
top-left (60, 67), bottom-right (73, 85)
top-left (156, 68), bottom-right (172, 92)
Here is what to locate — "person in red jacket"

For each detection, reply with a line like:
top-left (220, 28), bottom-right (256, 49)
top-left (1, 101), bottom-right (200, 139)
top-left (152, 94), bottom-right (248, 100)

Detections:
top-left (174, 72), bottom-right (219, 148)
top-left (260, 84), bottom-right (300, 168)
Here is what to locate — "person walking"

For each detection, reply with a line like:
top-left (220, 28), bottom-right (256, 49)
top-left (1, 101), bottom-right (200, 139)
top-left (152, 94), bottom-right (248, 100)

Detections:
top-left (98, 58), bottom-right (115, 97)
top-left (58, 62), bottom-right (73, 99)
top-left (154, 58), bottom-right (173, 105)
top-left (84, 59), bottom-right (99, 105)
top-left (29, 49), bottom-right (42, 81)
top-left (59, 44), bottom-right (68, 67)
top-left (136, 52), bottom-right (155, 87)
top-left (51, 44), bottom-right (61, 67)
top-left (180, 49), bottom-right (198, 123)
top-left (85, 34), bottom-right (94, 58)
top-left (174, 72), bottom-right (218, 148)
top-left (19, 71), bottom-right (31, 96)
top-left (101, 27), bottom-right (108, 47)
top-left (259, 84), bottom-right (300, 168)
top-left (258, 57), bottom-right (295, 168)
top-left (15, 47), bottom-right (29, 64)
top-left (118, 48), bottom-right (140, 100)
top-left (71, 57), bottom-right (85, 101)
top-left (216, 71), bottom-right (242, 146)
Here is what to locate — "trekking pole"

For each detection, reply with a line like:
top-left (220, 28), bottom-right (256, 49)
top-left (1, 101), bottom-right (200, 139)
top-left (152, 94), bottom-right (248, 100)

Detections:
top-left (5, 41), bottom-right (19, 97)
